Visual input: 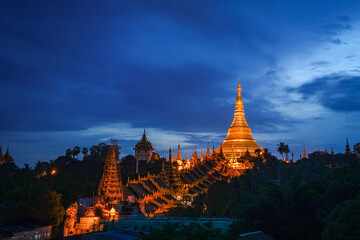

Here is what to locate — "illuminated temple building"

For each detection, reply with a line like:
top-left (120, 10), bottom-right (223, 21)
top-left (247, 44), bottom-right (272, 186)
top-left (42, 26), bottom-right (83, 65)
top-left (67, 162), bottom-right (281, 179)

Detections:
top-left (217, 80), bottom-right (263, 160)
top-left (64, 80), bottom-right (262, 236)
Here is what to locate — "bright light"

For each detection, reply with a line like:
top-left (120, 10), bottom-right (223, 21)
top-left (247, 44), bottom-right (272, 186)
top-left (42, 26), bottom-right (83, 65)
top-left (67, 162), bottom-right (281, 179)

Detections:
top-left (51, 170), bottom-right (56, 175)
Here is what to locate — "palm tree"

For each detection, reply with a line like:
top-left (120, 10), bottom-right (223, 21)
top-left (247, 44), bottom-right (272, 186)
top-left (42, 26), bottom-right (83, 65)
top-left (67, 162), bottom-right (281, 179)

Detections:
top-left (65, 149), bottom-right (72, 157)
top-left (82, 147), bottom-right (88, 159)
top-left (277, 142), bottom-right (286, 160)
top-left (73, 146), bottom-right (80, 159)
top-left (284, 144), bottom-right (290, 160)
top-left (262, 148), bottom-right (271, 160)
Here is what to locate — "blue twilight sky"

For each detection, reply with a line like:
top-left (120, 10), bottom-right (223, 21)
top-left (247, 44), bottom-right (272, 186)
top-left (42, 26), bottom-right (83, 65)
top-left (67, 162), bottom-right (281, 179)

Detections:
top-left (1, 0), bottom-right (360, 166)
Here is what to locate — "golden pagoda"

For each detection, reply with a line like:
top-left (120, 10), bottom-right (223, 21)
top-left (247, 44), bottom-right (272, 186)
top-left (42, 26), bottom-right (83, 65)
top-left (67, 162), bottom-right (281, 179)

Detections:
top-left (218, 80), bottom-right (263, 159)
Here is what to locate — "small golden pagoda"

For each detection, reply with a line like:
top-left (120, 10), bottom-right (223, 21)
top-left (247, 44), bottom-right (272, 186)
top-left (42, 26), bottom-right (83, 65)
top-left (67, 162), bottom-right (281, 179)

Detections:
top-left (218, 80), bottom-right (263, 159)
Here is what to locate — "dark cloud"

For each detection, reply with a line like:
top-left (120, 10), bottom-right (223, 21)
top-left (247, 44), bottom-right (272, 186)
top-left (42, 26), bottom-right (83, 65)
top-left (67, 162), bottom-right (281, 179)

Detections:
top-left (330, 38), bottom-right (346, 45)
top-left (292, 74), bottom-right (360, 112)
top-left (310, 61), bottom-right (329, 67)
top-left (1, 0), bottom-right (360, 165)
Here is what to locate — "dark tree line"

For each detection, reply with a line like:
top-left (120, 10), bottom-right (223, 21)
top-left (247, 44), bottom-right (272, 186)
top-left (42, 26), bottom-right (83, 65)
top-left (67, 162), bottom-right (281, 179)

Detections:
top-left (164, 151), bottom-right (360, 240)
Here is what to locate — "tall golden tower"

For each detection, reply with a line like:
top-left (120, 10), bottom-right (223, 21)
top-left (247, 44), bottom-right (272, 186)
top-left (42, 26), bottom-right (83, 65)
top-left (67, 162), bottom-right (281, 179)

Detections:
top-left (97, 139), bottom-right (123, 206)
top-left (219, 80), bottom-right (262, 159)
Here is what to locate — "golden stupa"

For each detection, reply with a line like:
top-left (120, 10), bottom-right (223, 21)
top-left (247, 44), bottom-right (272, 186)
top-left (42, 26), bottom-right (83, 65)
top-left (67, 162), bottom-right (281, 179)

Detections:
top-left (218, 80), bottom-right (263, 159)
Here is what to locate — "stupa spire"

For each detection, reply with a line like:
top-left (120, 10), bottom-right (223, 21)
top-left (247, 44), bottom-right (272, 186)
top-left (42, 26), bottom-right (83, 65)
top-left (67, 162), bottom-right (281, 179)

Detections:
top-left (218, 79), bottom-right (262, 159)
top-left (176, 144), bottom-right (182, 161)
top-left (206, 142), bottom-right (210, 157)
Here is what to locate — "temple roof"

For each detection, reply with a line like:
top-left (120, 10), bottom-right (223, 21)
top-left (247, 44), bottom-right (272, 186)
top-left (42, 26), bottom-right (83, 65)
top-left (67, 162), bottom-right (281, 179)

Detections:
top-left (134, 130), bottom-right (154, 150)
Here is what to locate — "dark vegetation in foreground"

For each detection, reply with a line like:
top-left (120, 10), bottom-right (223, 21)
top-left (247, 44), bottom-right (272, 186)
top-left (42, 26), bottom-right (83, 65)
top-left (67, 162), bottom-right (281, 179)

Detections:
top-left (158, 152), bottom-right (360, 240)
top-left (1, 142), bottom-right (360, 240)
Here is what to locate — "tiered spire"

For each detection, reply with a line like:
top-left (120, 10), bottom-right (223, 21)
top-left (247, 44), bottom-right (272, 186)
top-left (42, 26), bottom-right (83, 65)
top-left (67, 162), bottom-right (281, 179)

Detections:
top-left (303, 145), bottom-right (307, 159)
top-left (218, 79), bottom-right (262, 159)
top-left (176, 144), bottom-right (182, 161)
top-left (206, 143), bottom-right (210, 158)
top-left (159, 160), bottom-right (169, 187)
top-left (172, 151), bottom-right (176, 162)
top-left (97, 140), bottom-right (123, 206)
top-left (134, 130), bottom-right (154, 150)
top-left (345, 138), bottom-right (351, 154)
top-left (192, 146), bottom-right (198, 160)
top-left (165, 156), bottom-right (181, 190)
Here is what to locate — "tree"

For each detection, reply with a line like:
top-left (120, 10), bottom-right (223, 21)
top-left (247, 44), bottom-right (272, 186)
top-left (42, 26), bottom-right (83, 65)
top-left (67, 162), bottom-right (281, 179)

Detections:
top-left (255, 149), bottom-right (262, 158)
top-left (82, 147), bottom-right (88, 159)
top-left (277, 142), bottom-right (286, 160)
top-left (277, 142), bottom-right (289, 161)
top-left (65, 149), bottom-right (72, 157)
top-left (284, 145), bottom-right (290, 160)
top-left (72, 146), bottom-right (81, 159)
top-left (34, 191), bottom-right (66, 226)
top-left (35, 161), bottom-right (50, 176)
top-left (142, 222), bottom-right (225, 240)
top-left (322, 196), bottom-right (360, 240)
top-left (89, 145), bottom-right (99, 156)
top-left (262, 148), bottom-right (271, 162)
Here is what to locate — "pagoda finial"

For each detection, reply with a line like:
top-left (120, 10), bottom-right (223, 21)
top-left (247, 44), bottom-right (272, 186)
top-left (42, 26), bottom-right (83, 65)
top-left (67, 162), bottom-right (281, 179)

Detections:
top-left (206, 142), bottom-right (210, 157)
top-left (237, 78), bottom-right (242, 93)
top-left (345, 138), bottom-right (351, 154)
top-left (176, 143), bottom-right (181, 161)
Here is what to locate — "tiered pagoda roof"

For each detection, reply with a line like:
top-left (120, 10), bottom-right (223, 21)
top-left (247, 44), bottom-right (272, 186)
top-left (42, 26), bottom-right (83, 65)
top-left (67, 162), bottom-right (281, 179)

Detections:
top-left (134, 130), bottom-right (154, 150)
top-left (97, 141), bottom-right (123, 206)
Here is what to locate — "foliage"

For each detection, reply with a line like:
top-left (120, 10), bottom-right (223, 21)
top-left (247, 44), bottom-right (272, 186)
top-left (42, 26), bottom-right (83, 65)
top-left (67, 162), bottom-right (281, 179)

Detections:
top-left (167, 152), bottom-right (360, 240)
top-left (322, 195), bottom-right (360, 240)
top-left (141, 222), bottom-right (224, 240)
top-left (277, 142), bottom-right (289, 160)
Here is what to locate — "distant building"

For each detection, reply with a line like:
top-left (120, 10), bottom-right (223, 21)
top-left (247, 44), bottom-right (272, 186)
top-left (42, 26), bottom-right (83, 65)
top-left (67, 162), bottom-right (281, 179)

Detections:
top-left (0, 146), bottom-right (14, 165)
top-left (0, 222), bottom-right (52, 240)
top-left (134, 130), bottom-right (154, 173)
top-left (64, 140), bottom-right (123, 237)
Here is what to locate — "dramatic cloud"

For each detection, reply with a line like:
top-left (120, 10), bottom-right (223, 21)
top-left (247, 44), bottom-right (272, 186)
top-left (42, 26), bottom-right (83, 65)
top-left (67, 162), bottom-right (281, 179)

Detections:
top-left (293, 74), bottom-right (360, 112)
top-left (1, 1), bottom-right (360, 165)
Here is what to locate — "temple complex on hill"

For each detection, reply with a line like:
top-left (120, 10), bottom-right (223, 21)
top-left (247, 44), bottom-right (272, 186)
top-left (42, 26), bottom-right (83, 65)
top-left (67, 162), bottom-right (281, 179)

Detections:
top-left (217, 80), bottom-right (263, 160)
top-left (63, 80), bottom-right (263, 236)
